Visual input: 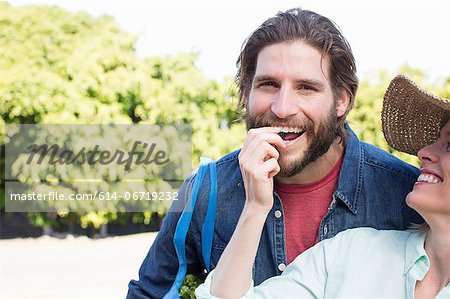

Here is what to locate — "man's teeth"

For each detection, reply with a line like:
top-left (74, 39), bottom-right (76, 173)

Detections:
top-left (417, 173), bottom-right (443, 184)
top-left (279, 127), bottom-right (303, 133)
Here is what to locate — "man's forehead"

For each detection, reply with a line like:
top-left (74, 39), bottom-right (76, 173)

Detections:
top-left (254, 41), bottom-right (331, 82)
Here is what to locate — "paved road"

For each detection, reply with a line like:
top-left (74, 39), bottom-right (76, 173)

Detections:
top-left (0, 232), bottom-right (157, 299)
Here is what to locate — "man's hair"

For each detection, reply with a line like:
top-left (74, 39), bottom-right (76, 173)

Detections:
top-left (236, 8), bottom-right (358, 144)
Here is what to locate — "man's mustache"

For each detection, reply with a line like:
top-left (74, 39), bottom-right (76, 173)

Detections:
top-left (246, 113), bottom-right (314, 131)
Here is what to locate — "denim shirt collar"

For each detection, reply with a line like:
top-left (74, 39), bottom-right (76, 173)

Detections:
top-left (334, 124), bottom-right (363, 214)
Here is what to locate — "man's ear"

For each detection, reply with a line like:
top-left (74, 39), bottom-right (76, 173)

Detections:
top-left (336, 89), bottom-right (350, 117)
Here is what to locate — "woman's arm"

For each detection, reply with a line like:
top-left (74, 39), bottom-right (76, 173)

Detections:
top-left (196, 229), bottom-right (331, 299)
top-left (210, 203), bottom-right (269, 297)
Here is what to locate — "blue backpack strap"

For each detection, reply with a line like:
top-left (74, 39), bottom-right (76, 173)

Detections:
top-left (163, 157), bottom-right (211, 299)
top-left (201, 161), bottom-right (217, 272)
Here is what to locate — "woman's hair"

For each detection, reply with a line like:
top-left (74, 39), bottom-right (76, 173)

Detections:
top-left (444, 111), bottom-right (450, 126)
top-left (409, 222), bottom-right (430, 234)
top-left (235, 7), bottom-right (359, 144)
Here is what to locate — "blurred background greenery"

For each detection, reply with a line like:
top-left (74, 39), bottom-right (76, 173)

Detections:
top-left (1, 2), bottom-right (449, 237)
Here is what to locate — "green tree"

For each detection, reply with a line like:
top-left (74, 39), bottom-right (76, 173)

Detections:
top-left (0, 2), bottom-right (244, 230)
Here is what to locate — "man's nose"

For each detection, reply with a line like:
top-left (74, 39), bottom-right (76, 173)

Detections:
top-left (270, 86), bottom-right (299, 119)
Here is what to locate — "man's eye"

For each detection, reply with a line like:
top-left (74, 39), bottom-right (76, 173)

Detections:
top-left (259, 81), bottom-right (278, 88)
top-left (299, 85), bottom-right (316, 91)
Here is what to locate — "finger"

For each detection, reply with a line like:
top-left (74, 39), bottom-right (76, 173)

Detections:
top-left (240, 143), bottom-right (279, 182)
top-left (245, 128), bottom-right (284, 147)
top-left (263, 158), bottom-right (281, 179)
top-left (242, 141), bottom-right (280, 167)
top-left (247, 127), bottom-right (282, 134)
top-left (241, 132), bottom-right (285, 160)
top-left (249, 133), bottom-right (286, 149)
top-left (247, 157), bottom-right (279, 179)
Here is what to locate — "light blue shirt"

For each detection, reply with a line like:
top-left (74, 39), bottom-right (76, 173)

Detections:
top-left (195, 227), bottom-right (450, 299)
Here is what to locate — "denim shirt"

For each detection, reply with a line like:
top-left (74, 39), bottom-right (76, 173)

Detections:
top-left (127, 125), bottom-right (423, 299)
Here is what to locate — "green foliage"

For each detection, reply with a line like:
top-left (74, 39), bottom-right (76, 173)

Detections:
top-left (179, 274), bottom-right (205, 299)
top-left (0, 2), bottom-right (244, 229)
top-left (1, 2), bottom-right (449, 233)
top-left (0, 3), bottom-right (133, 126)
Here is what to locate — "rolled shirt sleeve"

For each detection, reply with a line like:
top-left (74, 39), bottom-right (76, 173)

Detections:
top-left (195, 270), bottom-right (254, 299)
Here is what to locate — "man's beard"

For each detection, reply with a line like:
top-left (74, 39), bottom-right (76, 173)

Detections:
top-left (246, 107), bottom-right (338, 178)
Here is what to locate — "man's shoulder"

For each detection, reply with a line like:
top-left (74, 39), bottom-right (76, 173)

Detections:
top-left (180, 150), bottom-right (242, 203)
top-left (193, 149), bottom-right (243, 194)
top-left (215, 149), bottom-right (241, 167)
top-left (214, 149), bottom-right (242, 180)
top-left (191, 150), bottom-right (241, 181)
top-left (359, 141), bottom-right (419, 179)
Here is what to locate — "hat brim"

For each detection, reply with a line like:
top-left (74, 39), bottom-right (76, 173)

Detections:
top-left (382, 75), bottom-right (450, 156)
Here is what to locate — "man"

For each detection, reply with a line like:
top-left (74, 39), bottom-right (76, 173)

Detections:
top-left (127, 8), bottom-right (422, 298)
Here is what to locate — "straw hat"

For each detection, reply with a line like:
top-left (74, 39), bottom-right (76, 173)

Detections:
top-left (382, 75), bottom-right (450, 155)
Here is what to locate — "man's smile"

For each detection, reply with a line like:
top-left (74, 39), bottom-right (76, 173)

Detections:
top-left (278, 126), bottom-right (306, 141)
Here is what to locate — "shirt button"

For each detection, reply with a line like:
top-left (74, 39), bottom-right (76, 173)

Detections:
top-left (274, 210), bottom-right (282, 219)
top-left (278, 263), bottom-right (286, 272)
top-left (323, 225), bottom-right (328, 235)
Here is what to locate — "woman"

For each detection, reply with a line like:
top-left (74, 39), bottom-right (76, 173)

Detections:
top-left (196, 75), bottom-right (450, 299)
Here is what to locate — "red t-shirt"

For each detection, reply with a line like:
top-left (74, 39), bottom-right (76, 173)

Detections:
top-left (274, 154), bottom-right (344, 264)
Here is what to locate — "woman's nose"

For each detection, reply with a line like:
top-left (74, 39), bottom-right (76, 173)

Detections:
top-left (418, 142), bottom-right (439, 164)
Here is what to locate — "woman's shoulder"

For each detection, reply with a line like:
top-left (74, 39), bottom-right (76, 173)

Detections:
top-left (335, 226), bottom-right (412, 239)
top-left (322, 227), bottom-right (414, 254)
top-left (329, 226), bottom-right (413, 242)
top-left (290, 227), bottom-right (415, 270)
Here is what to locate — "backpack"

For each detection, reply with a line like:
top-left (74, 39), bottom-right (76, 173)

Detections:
top-left (163, 157), bottom-right (217, 298)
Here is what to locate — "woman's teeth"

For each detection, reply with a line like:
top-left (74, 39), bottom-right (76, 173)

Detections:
top-left (417, 173), bottom-right (443, 184)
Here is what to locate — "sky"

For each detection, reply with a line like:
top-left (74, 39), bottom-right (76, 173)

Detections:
top-left (8, 0), bottom-right (450, 83)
